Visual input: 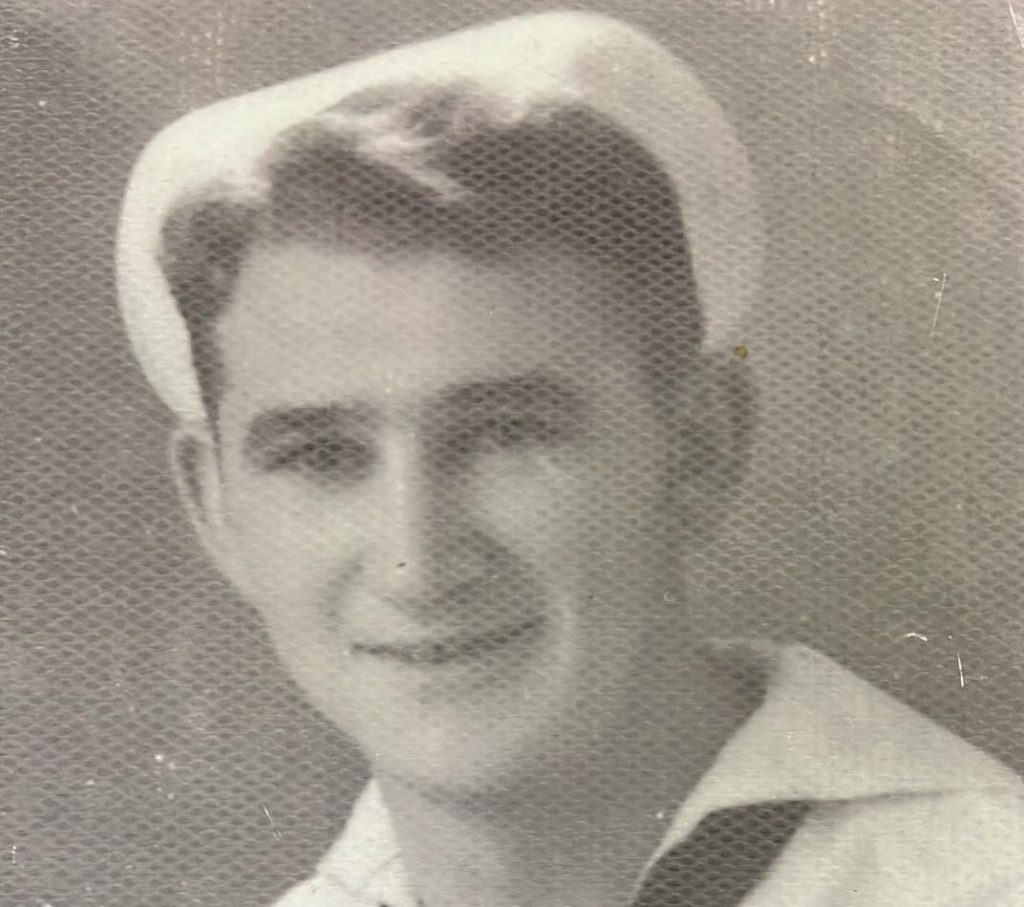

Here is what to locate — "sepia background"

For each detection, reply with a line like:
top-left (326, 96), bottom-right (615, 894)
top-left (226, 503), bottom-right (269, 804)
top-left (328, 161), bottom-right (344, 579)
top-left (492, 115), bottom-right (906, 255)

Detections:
top-left (3, 1), bottom-right (1024, 904)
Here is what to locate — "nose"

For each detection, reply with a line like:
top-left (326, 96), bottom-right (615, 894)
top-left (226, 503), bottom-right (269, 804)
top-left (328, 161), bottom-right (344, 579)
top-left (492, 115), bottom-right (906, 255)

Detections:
top-left (359, 430), bottom-right (470, 611)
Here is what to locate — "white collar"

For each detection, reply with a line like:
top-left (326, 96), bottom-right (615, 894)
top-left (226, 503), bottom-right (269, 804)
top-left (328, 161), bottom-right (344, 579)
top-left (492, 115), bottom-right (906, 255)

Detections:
top-left (648, 642), bottom-right (1017, 864)
top-left (314, 642), bottom-right (1018, 905)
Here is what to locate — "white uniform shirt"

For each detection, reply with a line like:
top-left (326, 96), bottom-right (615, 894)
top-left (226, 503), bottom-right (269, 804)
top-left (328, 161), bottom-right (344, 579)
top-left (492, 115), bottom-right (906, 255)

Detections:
top-left (272, 644), bottom-right (1024, 906)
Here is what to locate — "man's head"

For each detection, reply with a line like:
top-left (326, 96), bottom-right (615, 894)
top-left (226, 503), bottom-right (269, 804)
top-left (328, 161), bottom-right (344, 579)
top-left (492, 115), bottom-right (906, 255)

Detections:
top-left (157, 82), bottom-right (752, 795)
top-left (119, 14), bottom-right (759, 798)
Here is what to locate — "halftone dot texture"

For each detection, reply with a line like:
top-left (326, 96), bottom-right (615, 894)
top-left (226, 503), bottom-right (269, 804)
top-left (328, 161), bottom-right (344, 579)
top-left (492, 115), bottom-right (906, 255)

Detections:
top-left (3, 2), bottom-right (1024, 906)
top-left (632, 802), bottom-right (811, 907)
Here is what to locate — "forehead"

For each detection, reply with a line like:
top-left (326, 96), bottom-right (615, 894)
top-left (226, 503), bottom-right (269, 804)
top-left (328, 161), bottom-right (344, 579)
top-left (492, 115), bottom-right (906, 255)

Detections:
top-left (216, 242), bottom-right (637, 413)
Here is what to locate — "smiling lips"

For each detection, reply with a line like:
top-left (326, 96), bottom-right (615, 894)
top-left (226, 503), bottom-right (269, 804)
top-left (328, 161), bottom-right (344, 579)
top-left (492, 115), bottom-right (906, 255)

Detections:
top-left (352, 618), bottom-right (543, 666)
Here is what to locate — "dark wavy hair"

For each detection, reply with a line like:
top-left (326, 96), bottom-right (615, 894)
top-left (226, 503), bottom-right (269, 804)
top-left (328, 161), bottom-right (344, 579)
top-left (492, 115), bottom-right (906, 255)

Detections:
top-left (158, 82), bottom-right (702, 421)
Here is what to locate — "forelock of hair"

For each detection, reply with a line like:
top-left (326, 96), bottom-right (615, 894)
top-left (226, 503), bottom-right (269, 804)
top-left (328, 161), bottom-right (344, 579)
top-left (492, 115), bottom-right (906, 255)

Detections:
top-left (157, 82), bottom-right (703, 422)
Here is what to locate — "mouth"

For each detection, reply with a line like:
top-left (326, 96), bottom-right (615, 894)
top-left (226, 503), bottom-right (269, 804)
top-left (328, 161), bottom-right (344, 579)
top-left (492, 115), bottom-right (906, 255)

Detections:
top-left (351, 618), bottom-right (543, 666)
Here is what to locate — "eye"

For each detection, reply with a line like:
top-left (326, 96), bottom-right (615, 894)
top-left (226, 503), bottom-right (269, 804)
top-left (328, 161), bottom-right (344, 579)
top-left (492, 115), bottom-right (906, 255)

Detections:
top-left (267, 435), bottom-right (375, 483)
top-left (484, 413), bottom-right (564, 449)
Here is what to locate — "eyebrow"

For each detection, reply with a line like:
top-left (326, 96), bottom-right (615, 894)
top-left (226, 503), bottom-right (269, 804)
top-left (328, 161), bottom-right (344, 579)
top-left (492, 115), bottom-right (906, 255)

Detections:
top-left (243, 403), bottom-right (374, 460)
top-left (241, 373), bottom-right (587, 458)
top-left (440, 373), bottom-right (587, 414)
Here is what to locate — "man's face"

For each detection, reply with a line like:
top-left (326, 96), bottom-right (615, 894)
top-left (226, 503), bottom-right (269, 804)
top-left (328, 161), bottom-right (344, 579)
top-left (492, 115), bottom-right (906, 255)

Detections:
top-left (201, 242), bottom-right (699, 793)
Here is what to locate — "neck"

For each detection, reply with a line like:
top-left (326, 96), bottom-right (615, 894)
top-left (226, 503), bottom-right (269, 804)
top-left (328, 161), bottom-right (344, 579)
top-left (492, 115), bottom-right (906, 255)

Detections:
top-left (378, 641), bottom-right (764, 907)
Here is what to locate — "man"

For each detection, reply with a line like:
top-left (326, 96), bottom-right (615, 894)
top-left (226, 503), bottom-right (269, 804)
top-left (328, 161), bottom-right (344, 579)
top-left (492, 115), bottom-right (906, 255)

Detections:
top-left (116, 11), bottom-right (1024, 907)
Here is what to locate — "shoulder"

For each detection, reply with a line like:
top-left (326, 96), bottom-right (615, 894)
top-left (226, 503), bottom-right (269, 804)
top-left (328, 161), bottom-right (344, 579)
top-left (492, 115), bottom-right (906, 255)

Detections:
top-left (758, 787), bottom-right (1024, 905)
top-left (735, 644), bottom-right (1024, 904)
top-left (816, 785), bottom-right (1024, 861)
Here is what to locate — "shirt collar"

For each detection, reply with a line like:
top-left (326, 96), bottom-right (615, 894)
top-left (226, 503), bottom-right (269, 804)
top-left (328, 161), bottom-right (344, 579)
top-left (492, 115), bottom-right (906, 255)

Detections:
top-left (316, 642), bottom-right (1018, 905)
top-left (649, 641), bottom-right (1018, 865)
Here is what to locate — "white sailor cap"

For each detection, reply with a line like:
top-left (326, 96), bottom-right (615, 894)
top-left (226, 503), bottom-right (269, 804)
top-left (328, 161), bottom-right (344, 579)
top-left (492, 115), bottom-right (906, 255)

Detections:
top-left (116, 10), bottom-right (762, 424)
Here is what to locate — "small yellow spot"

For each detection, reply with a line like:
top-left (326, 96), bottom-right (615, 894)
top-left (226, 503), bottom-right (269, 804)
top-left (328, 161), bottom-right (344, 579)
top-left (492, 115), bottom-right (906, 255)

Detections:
top-left (734, 344), bottom-right (749, 360)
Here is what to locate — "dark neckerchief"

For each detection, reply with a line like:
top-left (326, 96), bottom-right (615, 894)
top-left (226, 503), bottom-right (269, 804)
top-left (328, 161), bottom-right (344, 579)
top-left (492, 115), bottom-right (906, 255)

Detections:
top-left (632, 799), bottom-right (811, 907)
top-left (384, 800), bottom-right (810, 907)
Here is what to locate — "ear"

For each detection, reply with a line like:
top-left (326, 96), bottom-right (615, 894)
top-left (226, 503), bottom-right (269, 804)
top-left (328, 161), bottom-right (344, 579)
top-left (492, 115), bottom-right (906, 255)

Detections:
top-left (169, 422), bottom-right (232, 569)
top-left (671, 352), bottom-right (757, 532)
top-left (704, 351), bottom-right (757, 488)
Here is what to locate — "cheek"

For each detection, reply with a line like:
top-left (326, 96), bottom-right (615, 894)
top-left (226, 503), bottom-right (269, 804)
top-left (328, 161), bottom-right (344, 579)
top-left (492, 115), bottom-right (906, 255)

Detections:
top-left (472, 442), bottom-right (664, 576)
top-left (218, 478), bottom-right (369, 711)
top-left (473, 453), bottom-right (589, 547)
top-left (219, 474), bottom-right (363, 612)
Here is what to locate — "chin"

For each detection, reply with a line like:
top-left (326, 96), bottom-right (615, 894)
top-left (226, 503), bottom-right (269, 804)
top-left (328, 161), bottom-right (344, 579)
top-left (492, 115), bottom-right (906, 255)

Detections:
top-left (342, 672), bottom-right (575, 802)
top-left (354, 716), bottom-right (540, 801)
